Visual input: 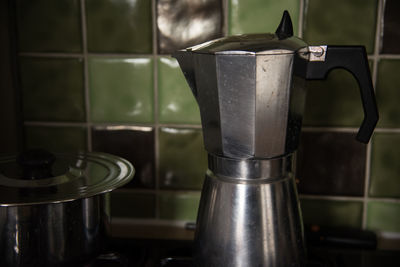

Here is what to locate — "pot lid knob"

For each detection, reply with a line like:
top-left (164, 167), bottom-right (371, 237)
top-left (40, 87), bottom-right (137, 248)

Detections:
top-left (17, 149), bottom-right (55, 180)
top-left (275, 10), bottom-right (293, 40)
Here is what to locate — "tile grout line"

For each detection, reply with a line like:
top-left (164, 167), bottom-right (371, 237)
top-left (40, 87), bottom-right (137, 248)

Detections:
top-left (80, 0), bottom-right (92, 152)
top-left (362, 142), bottom-right (372, 229)
top-left (23, 120), bottom-right (204, 129)
top-left (362, 0), bottom-right (385, 230)
top-left (302, 126), bottom-right (359, 132)
top-left (19, 52), bottom-right (84, 58)
top-left (375, 128), bottom-right (400, 133)
top-left (83, 53), bottom-right (153, 58)
top-left (377, 54), bottom-right (400, 59)
top-left (293, 0), bottom-right (305, 177)
top-left (300, 193), bottom-right (400, 204)
top-left (369, 197), bottom-right (400, 203)
top-left (116, 188), bottom-right (201, 195)
top-left (224, 0), bottom-right (229, 36)
top-left (299, 194), bottom-right (365, 201)
top-left (24, 120), bottom-right (400, 132)
top-left (298, 0), bottom-right (304, 38)
top-left (152, 0), bottom-right (160, 219)
top-left (18, 52), bottom-right (157, 58)
top-left (112, 217), bottom-right (196, 227)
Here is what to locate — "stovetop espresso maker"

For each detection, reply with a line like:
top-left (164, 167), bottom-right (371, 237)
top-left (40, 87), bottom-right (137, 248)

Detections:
top-left (173, 11), bottom-right (378, 267)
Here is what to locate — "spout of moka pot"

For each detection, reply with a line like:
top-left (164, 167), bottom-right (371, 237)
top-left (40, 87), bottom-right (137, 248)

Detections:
top-left (172, 50), bottom-right (198, 100)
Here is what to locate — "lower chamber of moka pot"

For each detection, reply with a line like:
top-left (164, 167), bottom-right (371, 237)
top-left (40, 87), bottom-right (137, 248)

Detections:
top-left (193, 168), bottom-right (305, 267)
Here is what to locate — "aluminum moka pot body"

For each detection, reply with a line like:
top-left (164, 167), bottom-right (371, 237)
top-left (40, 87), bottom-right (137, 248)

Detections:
top-left (174, 35), bottom-right (308, 160)
top-left (173, 11), bottom-right (378, 267)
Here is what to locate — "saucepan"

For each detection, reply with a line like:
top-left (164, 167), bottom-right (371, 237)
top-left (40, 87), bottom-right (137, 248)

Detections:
top-left (0, 149), bottom-right (134, 267)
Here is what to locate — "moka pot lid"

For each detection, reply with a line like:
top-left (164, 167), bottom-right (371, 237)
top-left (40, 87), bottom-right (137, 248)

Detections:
top-left (184, 11), bottom-right (308, 55)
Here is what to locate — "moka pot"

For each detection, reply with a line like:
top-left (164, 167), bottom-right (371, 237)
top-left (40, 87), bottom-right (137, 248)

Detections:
top-left (173, 11), bottom-right (378, 267)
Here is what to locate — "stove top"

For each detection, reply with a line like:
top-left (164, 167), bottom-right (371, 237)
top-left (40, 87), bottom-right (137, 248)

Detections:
top-left (83, 238), bottom-right (399, 267)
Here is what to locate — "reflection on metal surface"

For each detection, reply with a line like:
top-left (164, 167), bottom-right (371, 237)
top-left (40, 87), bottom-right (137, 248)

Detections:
top-left (161, 127), bottom-right (196, 135)
top-left (157, 0), bottom-right (223, 54)
top-left (128, 101), bottom-right (143, 116)
top-left (309, 45), bottom-right (327, 61)
top-left (160, 57), bottom-right (179, 67)
top-left (94, 125), bottom-right (153, 132)
top-left (208, 154), bottom-right (291, 180)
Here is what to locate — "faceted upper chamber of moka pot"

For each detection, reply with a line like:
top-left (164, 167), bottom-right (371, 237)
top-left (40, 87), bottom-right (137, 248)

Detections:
top-left (173, 11), bottom-right (378, 160)
top-left (173, 12), bottom-right (311, 159)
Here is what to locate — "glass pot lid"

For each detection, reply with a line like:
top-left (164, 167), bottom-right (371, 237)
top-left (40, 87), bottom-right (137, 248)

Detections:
top-left (0, 150), bottom-right (135, 206)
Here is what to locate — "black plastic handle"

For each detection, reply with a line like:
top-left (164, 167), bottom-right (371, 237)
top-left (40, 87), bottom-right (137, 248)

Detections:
top-left (306, 46), bottom-right (379, 143)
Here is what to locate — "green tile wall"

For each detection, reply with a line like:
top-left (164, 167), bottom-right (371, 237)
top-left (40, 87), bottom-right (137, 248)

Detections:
top-left (89, 57), bottom-right (154, 123)
top-left (159, 192), bottom-right (201, 221)
top-left (85, 0), bottom-right (152, 53)
top-left (301, 199), bottom-right (363, 228)
top-left (159, 128), bottom-right (207, 189)
top-left (25, 125), bottom-right (87, 153)
top-left (12, 0), bottom-right (400, 245)
top-left (303, 0), bottom-right (378, 53)
top-left (111, 191), bottom-right (156, 218)
top-left (158, 58), bottom-right (201, 124)
top-left (370, 133), bottom-right (400, 198)
top-left (376, 60), bottom-right (400, 127)
top-left (16, 0), bottom-right (82, 52)
top-left (229, 0), bottom-right (300, 35)
top-left (303, 69), bottom-right (364, 127)
top-left (20, 57), bottom-right (85, 122)
top-left (367, 201), bottom-right (400, 233)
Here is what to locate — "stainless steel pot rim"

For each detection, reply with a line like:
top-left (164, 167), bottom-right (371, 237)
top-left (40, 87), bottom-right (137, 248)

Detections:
top-left (0, 152), bottom-right (134, 206)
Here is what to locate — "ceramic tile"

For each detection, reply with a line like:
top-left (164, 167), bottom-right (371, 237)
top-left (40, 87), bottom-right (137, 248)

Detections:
top-left (159, 128), bottom-right (207, 190)
top-left (296, 132), bottom-right (367, 196)
top-left (111, 191), bottom-right (155, 218)
top-left (25, 126), bottom-right (87, 153)
top-left (303, 66), bottom-right (369, 127)
top-left (156, 0), bottom-right (223, 54)
top-left (375, 60), bottom-right (400, 127)
top-left (300, 199), bottom-right (363, 228)
top-left (158, 57), bottom-right (201, 124)
top-left (89, 57), bottom-right (153, 123)
top-left (159, 192), bottom-right (201, 221)
top-left (303, 0), bottom-right (378, 54)
top-left (370, 133), bottom-right (400, 198)
top-left (92, 126), bottom-right (155, 189)
top-left (381, 0), bottom-right (400, 54)
top-left (229, 0), bottom-right (299, 35)
top-left (16, 0), bottom-right (82, 52)
top-left (19, 57), bottom-right (85, 122)
top-left (367, 201), bottom-right (400, 233)
top-left (85, 0), bottom-right (152, 53)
